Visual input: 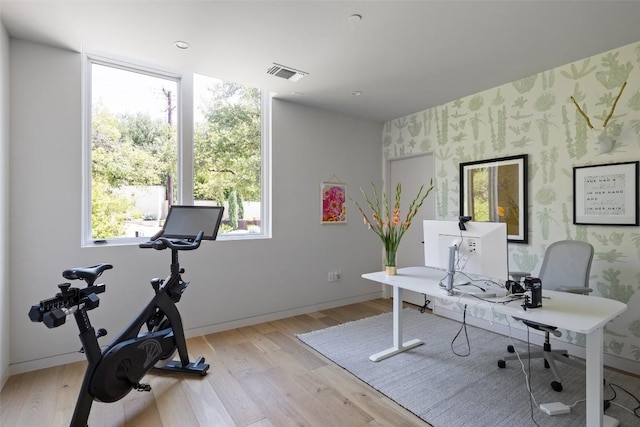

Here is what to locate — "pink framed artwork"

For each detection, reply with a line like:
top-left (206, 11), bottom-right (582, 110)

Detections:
top-left (321, 182), bottom-right (347, 224)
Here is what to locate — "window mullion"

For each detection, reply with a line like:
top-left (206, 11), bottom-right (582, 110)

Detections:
top-left (179, 73), bottom-right (194, 205)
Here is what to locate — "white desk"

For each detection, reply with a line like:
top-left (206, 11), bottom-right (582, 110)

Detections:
top-left (362, 266), bottom-right (627, 427)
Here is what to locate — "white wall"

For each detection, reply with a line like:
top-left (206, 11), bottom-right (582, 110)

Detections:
top-left (8, 39), bottom-right (384, 374)
top-left (0, 19), bottom-right (10, 387)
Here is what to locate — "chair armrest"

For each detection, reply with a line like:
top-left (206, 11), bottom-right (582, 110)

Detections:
top-left (518, 318), bottom-right (562, 337)
top-left (538, 324), bottom-right (562, 337)
top-left (557, 286), bottom-right (593, 294)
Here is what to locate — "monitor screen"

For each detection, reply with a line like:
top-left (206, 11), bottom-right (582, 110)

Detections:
top-left (423, 219), bottom-right (508, 282)
top-left (162, 205), bottom-right (224, 240)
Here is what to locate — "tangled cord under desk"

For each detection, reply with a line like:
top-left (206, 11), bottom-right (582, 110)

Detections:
top-left (604, 381), bottom-right (640, 419)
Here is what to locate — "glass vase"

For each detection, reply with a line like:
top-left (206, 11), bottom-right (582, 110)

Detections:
top-left (385, 249), bottom-right (397, 275)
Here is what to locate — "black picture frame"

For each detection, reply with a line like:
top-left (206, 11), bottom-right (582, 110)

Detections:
top-left (460, 154), bottom-right (528, 243)
top-left (573, 161), bottom-right (639, 226)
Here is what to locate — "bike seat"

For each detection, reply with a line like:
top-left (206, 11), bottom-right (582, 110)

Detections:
top-left (63, 263), bottom-right (113, 285)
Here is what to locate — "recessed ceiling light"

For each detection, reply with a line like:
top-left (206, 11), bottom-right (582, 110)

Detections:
top-left (174, 41), bottom-right (191, 50)
top-left (352, 90), bottom-right (362, 96)
top-left (348, 14), bottom-right (362, 23)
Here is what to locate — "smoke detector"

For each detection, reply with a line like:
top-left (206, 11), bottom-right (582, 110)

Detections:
top-left (267, 63), bottom-right (308, 82)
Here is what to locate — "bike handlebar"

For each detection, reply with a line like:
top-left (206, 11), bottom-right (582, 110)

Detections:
top-left (139, 230), bottom-right (204, 251)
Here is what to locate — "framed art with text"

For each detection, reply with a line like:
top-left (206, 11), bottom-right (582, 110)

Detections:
top-left (573, 161), bottom-right (639, 226)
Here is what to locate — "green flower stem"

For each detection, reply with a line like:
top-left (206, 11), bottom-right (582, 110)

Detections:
top-left (385, 248), bottom-right (396, 267)
top-left (351, 179), bottom-right (434, 268)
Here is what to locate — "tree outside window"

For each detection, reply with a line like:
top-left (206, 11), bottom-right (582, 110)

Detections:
top-left (87, 58), bottom-right (266, 243)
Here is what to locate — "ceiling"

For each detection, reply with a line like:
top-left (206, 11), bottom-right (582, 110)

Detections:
top-left (2, 1), bottom-right (640, 123)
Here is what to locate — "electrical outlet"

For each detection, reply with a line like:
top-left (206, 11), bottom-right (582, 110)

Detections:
top-left (467, 238), bottom-right (478, 254)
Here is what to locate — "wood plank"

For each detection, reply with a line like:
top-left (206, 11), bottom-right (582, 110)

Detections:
top-left (1, 372), bottom-right (31, 424)
top-left (232, 367), bottom-right (320, 426)
top-left (53, 360), bottom-right (86, 426)
top-left (1, 299), bottom-right (434, 427)
top-left (13, 366), bottom-right (61, 426)
top-left (237, 324), bottom-right (282, 353)
top-left (313, 364), bottom-right (429, 426)
top-left (205, 357), bottom-right (265, 426)
top-left (179, 336), bottom-right (240, 426)
top-left (283, 368), bottom-right (375, 426)
top-left (151, 374), bottom-right (200, 426)
top-left (122, 394), bottom-right (162, 427)
top-left (245, 417), bottom-right (275, 427)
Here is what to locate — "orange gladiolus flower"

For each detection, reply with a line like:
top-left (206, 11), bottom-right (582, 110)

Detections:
top-left (351, 180), bottom-right (434, 268)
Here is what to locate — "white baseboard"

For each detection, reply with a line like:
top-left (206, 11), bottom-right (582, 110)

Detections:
top-left (9, 291), bottom-right (383, 376)
top-left (10, 352), bottom-right (88, 376)
top-left (433, 304), bottom-right (640, 376)
top-left (185, 292), bottom-right (383, 338)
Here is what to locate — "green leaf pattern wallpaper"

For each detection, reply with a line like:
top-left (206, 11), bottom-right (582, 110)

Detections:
top-left (383, 41), bottom-right (640, 363)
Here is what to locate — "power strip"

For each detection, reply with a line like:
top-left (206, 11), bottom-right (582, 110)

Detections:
top-left (539, 402), bottom-right (570, 415)
top-left (603, 414), bottom-right (620, 427)
top-left (540, 403), bottom-right (619, 425)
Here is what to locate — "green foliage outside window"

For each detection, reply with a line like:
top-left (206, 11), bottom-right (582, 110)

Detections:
top-left (91, 105), bottom-right (175, 238)
top-left (227, 189), bottom-right (238, 230)
top-left (91, 72), bottom-right (261, 239)
top-left (91, 179), bottom-right (131, 238)
top-left (193, 81), bottom-right (261, 207)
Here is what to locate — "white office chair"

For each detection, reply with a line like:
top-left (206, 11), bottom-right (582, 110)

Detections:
top-left (498, 240), bottom-right (594, 392)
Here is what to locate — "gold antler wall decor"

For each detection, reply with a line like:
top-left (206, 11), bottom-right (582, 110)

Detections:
top-left (570, 81), bottom-right (627, 130)
top-left (569, 81), bottom-right (627, 153)
top-left (570, 96), bottom-right (595, 129)
top-left (602, 81), bottom-right (627, 128)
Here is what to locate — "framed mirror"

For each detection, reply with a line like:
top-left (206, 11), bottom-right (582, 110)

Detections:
top-left (460, 154), bottom-right (528, 243)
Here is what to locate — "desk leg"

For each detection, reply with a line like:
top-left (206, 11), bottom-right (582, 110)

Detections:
top-left (369, 285), bottom-right (424, 362)
top-left (585, 327), bottom-right (611, 427)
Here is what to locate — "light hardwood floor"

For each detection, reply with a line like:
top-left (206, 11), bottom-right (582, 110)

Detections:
top-left (1, 299), bottom-right (429, 426)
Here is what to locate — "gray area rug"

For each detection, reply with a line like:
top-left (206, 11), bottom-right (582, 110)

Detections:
top-left (298, 308), bottom-right (640, 427)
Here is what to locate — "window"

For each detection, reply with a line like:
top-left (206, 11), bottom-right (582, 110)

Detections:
top-left (83, 55), bottom-right (270, 245)
top-left (193, 74), bottom-right (266, 236)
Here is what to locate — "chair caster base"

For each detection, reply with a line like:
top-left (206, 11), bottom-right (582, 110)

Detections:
top-left (551, 380), bottom-right (563, 392)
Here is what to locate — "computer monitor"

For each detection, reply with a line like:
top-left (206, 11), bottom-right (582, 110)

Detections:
top-left (162, 205), bottom-right (224, 240)
top-left (423, 219), bottom-right (508, 295)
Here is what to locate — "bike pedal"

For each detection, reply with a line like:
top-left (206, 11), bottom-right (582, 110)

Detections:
top-left (135, 383), bottom-right (152, 392)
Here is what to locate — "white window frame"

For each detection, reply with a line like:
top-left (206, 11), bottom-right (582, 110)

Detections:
top-left (81, 52), bottom-right (271, 246)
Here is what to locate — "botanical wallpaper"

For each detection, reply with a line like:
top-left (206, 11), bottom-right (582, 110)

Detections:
top-left (383, 41), bottom-right (640, 364)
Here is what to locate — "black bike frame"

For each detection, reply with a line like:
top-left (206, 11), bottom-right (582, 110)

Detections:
top-left (70, 268), bottom-right (189, 426)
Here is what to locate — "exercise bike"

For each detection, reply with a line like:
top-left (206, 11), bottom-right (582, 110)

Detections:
top-left (28, 205), bottom-right (224, 427)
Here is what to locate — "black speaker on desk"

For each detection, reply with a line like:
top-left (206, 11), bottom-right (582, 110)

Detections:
top-left (523, 277), bottom-right (542, 309)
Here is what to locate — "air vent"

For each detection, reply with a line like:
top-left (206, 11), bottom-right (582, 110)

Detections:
top-left (267, 63), bottom-right (307, 82)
